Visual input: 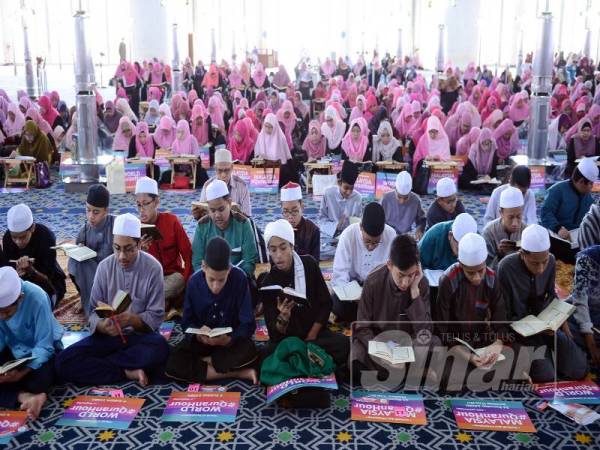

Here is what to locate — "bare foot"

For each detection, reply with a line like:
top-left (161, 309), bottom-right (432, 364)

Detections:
top-left (124, 368), bottom-right (148, 387)
top-left (239, 368), bottom-right (258, 385)
top-left (18, 392), bottom-right (47, 420)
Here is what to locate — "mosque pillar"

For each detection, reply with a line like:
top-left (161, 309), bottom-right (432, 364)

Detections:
top-left (172, 23), bottom-right (182, 92)
top-left (130, 0), bottom-right (168, 61)
top-left (435, 25), bottom-right (445, 73)
top-left (527, 11), bottom-right (553, 162)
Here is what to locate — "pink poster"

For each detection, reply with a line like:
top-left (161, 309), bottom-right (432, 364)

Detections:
top-left (427, 166), bottom-right (458, 195)
top-left (375, 171), bottom-right (397, 199)
top-left (354, 172), bottom-right (376, 199)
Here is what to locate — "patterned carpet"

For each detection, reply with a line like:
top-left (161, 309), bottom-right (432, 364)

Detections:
top-left (1, 175), bottom-right (599, 450)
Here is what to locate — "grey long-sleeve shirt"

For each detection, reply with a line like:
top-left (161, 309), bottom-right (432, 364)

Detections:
top-left (89, 251), bottom-right (165, 334)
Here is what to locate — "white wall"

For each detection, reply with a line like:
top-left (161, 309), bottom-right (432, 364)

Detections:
top-left (444, 0), bottom-right (480, 68)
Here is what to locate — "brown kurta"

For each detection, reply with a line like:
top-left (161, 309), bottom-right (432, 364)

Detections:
top-left (353, 264), bottom-right (434, 368)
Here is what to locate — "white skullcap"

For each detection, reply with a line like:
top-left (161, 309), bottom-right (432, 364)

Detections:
top-left (215, 148), bottom-right (233, 164)
top-left (264, 219), bottom-right (295, 246)
top-left (395, 171), bottom-right (412, 195)
top-left (521, 224), bottom-right (550, 252)
top-left (458, 233), bottom-right (488, 266)
top-left (7, 203), bottom-right (33, 233)
top-left (113, 213), bottom-right (141, 238)
top-left (436, 177), bottom-right (457, 198)
top-left (135, 176), bottom-right (158, 196)
top-left (280, 182), bottom-right (302, 202)
top-left (499, 186), bottom-right (524, 209)
top-left (451, 213), bottom-right (478, 242)
top-left (0, 267), bottom-right (22, 307)
top-left (206, 179), bottom-right (229, 201)
top-left (577, 157), bottom-right (598, 182)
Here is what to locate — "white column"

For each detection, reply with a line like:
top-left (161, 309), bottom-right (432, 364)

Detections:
top-left (21, 0), bottom-right (35, 97)
top-left (444, 0), bottom-right (480, 68)
top-left (397, 28), bottom-right (403, 61)
top-left (435, 25), bottom-right (445, 72)
top-left (130, 0), bottom-right (168, 61)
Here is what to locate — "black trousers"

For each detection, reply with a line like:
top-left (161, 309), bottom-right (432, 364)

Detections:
top-left (166, 336), bottom-right (257, 383)
top-left (0, 350), bottom-right (56, 408)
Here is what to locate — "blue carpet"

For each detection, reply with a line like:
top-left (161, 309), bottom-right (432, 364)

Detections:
top-left (0, 179), bottom-right (599, 449)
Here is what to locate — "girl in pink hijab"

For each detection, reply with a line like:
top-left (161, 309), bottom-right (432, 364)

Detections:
top-left (207, 96), bottom-right (225, 130)
top-left (18, 96), bottom-right (33, 115)
top-left (230, 117), bottom-right (258, 164)
top-left (172, 120), bottom-right (199, 155)
top-left (341, 118), bottom-right (369, 162)
top-left (148, 86), bottom-right (162, 103)
top-left (364, 94), bottom-right (378, 122)
top-left (190, 104), bottom-right (209, 146)
top-left (394, 103), bottom-right (415, 139)
top-left (412, 116), bottom-right (450, 174)
top-left (153, 116), bottom-right (176, 149)
top-left (508, 91), bottom-right (530, 124)
top-left (202, 64), bottom-right (220, 89)
top-left (458, 128), bottom-right (498, 189)
top-left (38, 95), bottom-right (61, 128)
top-left (456, 127), bottom-right (481, 157)
top-left (276, 100), bottom-right (297, 149)
top-left (483, 109), bottom-right (504, 130)
top-left (131, 122), bottom-right (156, 158)
top-left (228, 66), bottom-right (243, 90)
top-left (445, 109), bottom-right (474, 150)
top-left (50, 91), bottom-right (60, 108)
top-left (349, 95), bottom-right (367, 122)
top-left (302, 120), bottom-right (326, 160)
top-left (320, 106), bottom-right (346, 152)
top-left (492, 118), bottom-right (519, 161)
top-left (5, 103), bottom-right (25, 138)
top-left (272, 65), bottom-right (291, 88)
top-left (251, 63), bottom-right (267, 89)
top-left (112, 116), bottom-right (135, 151)
top-left (25, 107), bottom-right (53, 136)
top-left (254, 113), bottom-right (291, 164)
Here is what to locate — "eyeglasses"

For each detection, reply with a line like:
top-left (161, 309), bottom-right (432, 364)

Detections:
top-left (136, 199), bottom-right (155, 210)
top-left (282, 208), bottom-right (301, 217)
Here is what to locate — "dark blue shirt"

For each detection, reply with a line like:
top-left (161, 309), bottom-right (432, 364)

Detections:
top-left (182, 266), bottom-right (255, 339)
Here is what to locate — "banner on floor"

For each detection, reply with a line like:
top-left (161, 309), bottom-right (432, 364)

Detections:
top-left (199, 146), bottom-right (210, 169)
top-left (250, 167), bottom-right (280, 194)
top-left (354, 172), bottom-right (376, 199)
top-left (61, 331), bottom-right (90, 349)
top-left (253, 317), bottom-right (270, 342)
top-left (266, 374), bottom-right (338, 404)
top-left (529, 165), bottom-right (546, 194)
top-left (427, 166), bottom-right (458, 195)
top-left (161, 391), bottom-right (240, 423)
top-left (351, 391), bottom-right (427, 425)
top-left (57, 396), bottom-right (144, 430)
top-left (534, 380), bottom-right (600, 405)
top-left (0, 411), bottom-right (27, 444)
top-left (124, 163), bottom-right (147, 192)
top-left (450, 399), bottom-right (536, 433)
top-left (159, 322), bottom-right (175, 341)
top-left (375, 171), bottom-right (397, 199)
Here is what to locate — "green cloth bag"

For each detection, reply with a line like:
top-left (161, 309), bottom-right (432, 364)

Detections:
top-left (260, 336), bottom-right (336, 386)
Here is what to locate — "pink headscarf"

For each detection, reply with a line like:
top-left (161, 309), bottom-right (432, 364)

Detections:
top-left (152, 116), bottom-right (176, 149)
top-left (112, 116), bottom-right (135, 151)
top-left (172, 120), bottom-right (198, 155)
top-left (456, 127), bottom-right (481, 156)
top-left (228, 66), bottom-right (243, 89)
top-left (25, 107), bottom-right (53, 135)
top-left (508, 91), bottom-right (530, 123)
top-left (252, 63), bottom-right (267, 88)
top-left (276, 100), bottom-right (297, 149)
top-left (150, 61), bottom-right (165, 85)
top-left (5, 103), bottom-right (25, 137)
top-left (468, 128), bottom-right (497, 175)
top-left (341, 118), bottom-right (369, 161)
top-left (134, 122), bottom-right (155, 157)
top-left (394, 103), bottom-right (415, 138)
top-left (349, 95), bottom-right (367, 122)
top-left (412, 116), bottom-right (450, 173)
top-left (445, 109), bottom-right (474, 149)
top-left (254, 113), bottom-right (292, 163)
top-left (230, 117), bottom-right (258, 163)
top-left (302, 120), bottom-right (326, 160)
top-left (321, 106), bottom-right (346, 149)
top-left (148, 86), bottom-right (162, 102)
top-left (18, 96), bottom-right (33, 113)
top-left (187, 89), bottom-right (199, 107)
top-left (50, 91), bottom-right (60, 108)
top-left (492, 118), bottom-right (519, 160)
top-left (272, 65), bottom-right (291, 87)
top-left (190, 104), bottom-right (209, 146)
top-left (202, 64), bottom-right (220, 89)
top-left (207, 96), bottom-right (225, 130)
top-left (38, 95), bottom-right (60, 127)
top-left (483, 109), bottom-right (504, 129)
